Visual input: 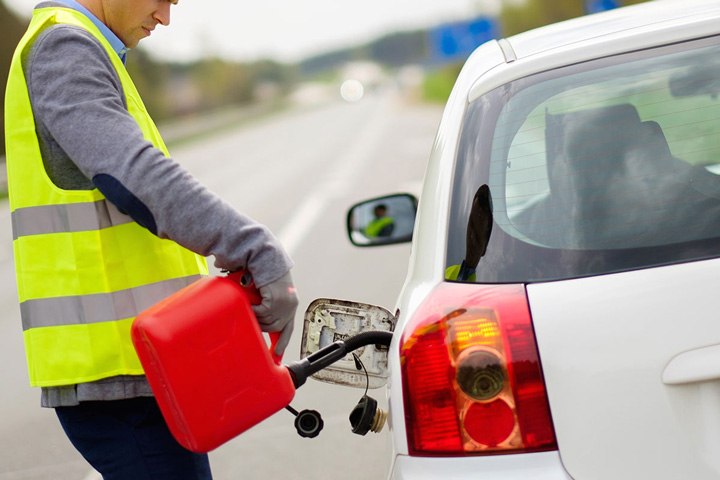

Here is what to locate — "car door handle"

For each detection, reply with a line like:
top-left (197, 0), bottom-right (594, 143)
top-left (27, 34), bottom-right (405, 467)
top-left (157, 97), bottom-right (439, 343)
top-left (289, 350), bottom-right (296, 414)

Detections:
top-left (662, 344), bottom-right (720, 385)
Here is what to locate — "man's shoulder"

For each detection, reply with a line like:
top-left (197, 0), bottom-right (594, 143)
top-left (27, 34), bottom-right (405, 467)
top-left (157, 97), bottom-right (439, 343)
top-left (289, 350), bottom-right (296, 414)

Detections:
top-left (24, 17), bottom-right (120, 96)
top-left (33, 21), bottom-right (99, 49)
top-left (27, 20), bottom-right (107, 69)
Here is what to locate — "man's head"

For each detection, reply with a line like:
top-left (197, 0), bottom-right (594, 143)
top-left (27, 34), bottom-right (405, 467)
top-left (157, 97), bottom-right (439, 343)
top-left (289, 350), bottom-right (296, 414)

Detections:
top-left (78, 0), bottom-right (178, 49)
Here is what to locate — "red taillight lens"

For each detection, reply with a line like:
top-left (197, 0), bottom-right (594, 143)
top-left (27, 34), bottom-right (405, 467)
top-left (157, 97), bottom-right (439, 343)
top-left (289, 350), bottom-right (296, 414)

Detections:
top-left (400, 283), bottom-right (556, 456)
top-left (464, 399), bottom-right (515, 447)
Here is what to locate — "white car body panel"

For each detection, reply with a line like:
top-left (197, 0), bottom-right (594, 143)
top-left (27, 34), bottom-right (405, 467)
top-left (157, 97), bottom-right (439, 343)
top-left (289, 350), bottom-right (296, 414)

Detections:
top-left (391, 451), bottom-right (572, 480)
top-left (387, 40), bottom-right (506, 457)
top-left (528, 259), bottom-right (720, 479)
top-left (378, 0), bottom-right (720, 477)
top-left (507, 0), bottom-right (720, 60)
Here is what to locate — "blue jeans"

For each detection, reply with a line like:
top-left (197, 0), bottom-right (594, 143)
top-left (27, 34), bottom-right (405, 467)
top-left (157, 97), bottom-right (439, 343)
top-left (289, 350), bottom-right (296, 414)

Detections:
top-left (56, 397), bottom-right (213, 480)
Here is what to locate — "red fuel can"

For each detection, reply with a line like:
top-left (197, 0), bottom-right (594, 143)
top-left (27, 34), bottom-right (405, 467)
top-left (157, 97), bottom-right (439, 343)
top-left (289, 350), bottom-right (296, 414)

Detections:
top-left (131, 272), bottom-right (296, 453)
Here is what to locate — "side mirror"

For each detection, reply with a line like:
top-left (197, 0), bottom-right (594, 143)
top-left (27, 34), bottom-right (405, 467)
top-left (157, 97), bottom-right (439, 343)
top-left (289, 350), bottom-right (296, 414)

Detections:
top-left (300, 298), bottom-right (395, 389)
top-left (346, 193), bottom-right (418, 247)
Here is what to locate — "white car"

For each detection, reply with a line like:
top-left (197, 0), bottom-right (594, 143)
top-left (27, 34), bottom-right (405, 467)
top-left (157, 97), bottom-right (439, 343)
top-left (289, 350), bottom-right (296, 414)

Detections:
top-left (302, 1), bottom-right (720, 478)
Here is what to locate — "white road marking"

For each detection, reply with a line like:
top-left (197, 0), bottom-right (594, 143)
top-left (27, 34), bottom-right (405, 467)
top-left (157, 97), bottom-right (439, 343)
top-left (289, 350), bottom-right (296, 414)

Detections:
top-left (277, 98), bottom-right (394, 257)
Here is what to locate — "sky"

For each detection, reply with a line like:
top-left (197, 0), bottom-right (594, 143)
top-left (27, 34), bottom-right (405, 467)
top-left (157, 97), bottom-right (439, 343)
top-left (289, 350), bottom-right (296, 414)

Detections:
top-left (5, 0), bottom-right (503, 63)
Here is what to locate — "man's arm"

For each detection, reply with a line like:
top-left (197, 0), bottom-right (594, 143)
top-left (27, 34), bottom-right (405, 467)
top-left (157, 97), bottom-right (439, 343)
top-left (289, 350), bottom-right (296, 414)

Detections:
top-left (26, 24), bottom-right (292, 287)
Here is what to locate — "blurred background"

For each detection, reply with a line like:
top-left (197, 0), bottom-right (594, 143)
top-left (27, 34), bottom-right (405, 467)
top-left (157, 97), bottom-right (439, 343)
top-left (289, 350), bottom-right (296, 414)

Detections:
top-left (1, 0), bottom-right (651, 159)
top-left (0, 1), bottom-right (650, 479)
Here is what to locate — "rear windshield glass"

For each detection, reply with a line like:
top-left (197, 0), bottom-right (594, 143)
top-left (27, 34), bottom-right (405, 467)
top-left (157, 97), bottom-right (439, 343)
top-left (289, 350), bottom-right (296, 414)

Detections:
top-left (447, 36), bottom-right (720, 283)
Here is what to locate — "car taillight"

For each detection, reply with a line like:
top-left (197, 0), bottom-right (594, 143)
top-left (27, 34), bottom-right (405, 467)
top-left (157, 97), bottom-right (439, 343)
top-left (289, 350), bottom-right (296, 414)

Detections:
top-left (400, 282), bottom-right (556, 456)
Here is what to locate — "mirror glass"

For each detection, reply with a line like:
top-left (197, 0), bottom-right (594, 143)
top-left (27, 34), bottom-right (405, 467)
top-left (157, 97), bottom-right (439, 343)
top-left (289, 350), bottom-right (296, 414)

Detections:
top-left (347, 194), bottom-right (417, 246)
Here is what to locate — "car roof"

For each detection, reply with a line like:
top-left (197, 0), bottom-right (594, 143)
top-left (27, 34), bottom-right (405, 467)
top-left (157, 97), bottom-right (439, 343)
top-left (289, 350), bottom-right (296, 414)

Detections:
top-left (504, 0), bottom-right (720, 61)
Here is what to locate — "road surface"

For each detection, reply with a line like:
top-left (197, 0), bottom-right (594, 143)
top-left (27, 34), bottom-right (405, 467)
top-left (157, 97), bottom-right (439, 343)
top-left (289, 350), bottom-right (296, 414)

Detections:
top-left (0, 87), bottom-right (442, 480)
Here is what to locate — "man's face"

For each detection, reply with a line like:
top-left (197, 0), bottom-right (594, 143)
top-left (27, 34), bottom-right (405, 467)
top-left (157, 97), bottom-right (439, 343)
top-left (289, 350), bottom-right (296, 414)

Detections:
top-left (101, 0), bottom-right (177, 49)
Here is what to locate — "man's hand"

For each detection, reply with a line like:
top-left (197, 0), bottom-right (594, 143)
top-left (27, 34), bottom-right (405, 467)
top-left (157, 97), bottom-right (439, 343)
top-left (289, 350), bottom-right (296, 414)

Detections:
top-left (251, 271), bottom-right (298, 356)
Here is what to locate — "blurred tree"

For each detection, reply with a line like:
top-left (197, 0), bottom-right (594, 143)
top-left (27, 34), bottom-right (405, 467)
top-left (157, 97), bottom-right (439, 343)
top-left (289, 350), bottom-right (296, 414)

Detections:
top-left (1, 1), bottom-right (29, 156)
top-left (301, 30), bottom-right (428, 76)
top-left (423, 63), bottom-right (463, 103)
top-left (128, 54), bottom-right (297, 120)
top-left (369, 31), bottom-right (428, 67)
top-left (300, 50), bottom-right (356, 76)
top-left (126, 49), bottom-right (173, 122)
top-left (500, 0), bottom-right (585, 37)
top-left (250, 60), bottom-right (298, 94)
top-left (187, 58), bottom-right (254, 112)
top-left (500, 0), bottom-right (652, 37)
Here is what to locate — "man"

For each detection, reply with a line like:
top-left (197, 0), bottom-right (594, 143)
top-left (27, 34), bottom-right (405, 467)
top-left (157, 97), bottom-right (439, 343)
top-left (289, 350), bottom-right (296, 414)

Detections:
top-left (4, 1), bottom-right (298, 478)
top-left (364, 204), bottom-right (395, 238)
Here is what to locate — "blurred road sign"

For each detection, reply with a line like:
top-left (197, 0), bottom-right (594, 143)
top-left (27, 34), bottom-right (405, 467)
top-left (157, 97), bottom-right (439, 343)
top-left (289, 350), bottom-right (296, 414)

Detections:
top-left (429, 17), bottom-right (500, 63)
top-left (585, 0), bottom-right (620, 14)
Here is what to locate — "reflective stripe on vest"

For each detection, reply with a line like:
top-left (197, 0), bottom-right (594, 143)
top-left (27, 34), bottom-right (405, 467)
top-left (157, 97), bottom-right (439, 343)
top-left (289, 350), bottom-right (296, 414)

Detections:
top-left (20, 275), bottom-right (201, 330)
top-left (5, 7), bottom-right (208, 387)
top-left (11, 198), bottom-right (134, 240)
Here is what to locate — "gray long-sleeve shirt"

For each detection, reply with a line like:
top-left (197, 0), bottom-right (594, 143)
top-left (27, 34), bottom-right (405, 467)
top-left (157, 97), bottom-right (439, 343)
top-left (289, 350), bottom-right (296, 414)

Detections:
top-left (22, 2), bottom-right (293, 406)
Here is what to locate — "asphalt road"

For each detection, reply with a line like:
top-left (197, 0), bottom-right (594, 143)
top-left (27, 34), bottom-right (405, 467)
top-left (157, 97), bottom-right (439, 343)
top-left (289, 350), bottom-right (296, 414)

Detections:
top-left (0, 87), bottom-right (442, 480)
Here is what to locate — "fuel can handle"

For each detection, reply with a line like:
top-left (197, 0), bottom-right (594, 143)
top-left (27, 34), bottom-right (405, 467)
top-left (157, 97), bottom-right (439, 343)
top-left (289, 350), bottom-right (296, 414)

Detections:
top-left (227, 270), bottom-right (283, 364)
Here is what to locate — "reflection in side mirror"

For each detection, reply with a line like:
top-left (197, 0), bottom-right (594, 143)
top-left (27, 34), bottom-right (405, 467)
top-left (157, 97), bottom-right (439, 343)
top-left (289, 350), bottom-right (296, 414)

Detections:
top-left (347, 193), bottom-right (417, 247)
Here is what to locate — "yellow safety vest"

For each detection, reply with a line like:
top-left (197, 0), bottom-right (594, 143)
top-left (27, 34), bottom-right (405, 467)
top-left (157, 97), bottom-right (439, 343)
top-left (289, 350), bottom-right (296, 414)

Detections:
top-left (445, 264), bottom-right (477, 282)
top-left (364, 217), bottom-right (394, 238)
top-left (5, 7), bottom-right (208, 387)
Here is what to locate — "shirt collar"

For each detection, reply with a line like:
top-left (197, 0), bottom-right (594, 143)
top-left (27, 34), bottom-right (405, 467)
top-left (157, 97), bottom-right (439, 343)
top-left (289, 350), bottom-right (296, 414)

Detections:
top-left (53, 0), bottom-right (128, 63)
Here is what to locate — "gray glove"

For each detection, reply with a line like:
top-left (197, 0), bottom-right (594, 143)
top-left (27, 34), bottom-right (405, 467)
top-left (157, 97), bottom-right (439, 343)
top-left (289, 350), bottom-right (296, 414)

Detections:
top-left (251, 271), bottom-right (298, 356)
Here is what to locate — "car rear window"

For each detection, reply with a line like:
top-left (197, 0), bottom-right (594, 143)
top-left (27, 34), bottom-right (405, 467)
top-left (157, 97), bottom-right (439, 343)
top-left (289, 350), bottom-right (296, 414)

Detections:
top-left (447, 35), bottom-right (720, 283)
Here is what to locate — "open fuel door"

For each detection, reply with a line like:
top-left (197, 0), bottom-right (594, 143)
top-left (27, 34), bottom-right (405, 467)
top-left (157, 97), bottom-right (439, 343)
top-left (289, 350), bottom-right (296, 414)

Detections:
top-left (300, 299), bottom-right (395, 389)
